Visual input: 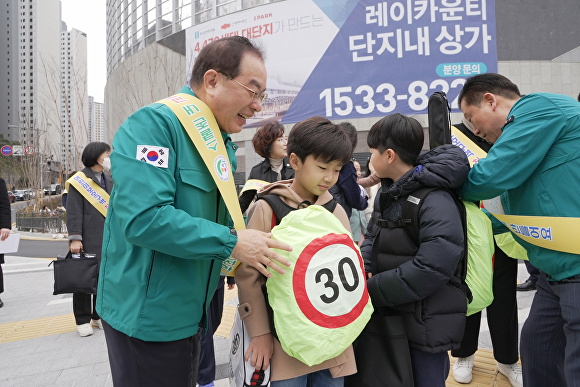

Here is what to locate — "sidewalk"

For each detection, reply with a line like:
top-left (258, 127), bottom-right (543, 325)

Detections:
top-left (0, 249), bottom-right (535, 386)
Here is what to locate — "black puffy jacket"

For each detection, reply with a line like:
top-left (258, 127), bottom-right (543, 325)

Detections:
top-left (360, 145), bottom-right (470, 353)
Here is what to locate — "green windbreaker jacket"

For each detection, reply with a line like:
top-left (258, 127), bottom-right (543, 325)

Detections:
top-left (97, 86), bottom-right (238, 341)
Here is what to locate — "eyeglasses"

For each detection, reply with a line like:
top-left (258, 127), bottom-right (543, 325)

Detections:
top-left (220, 72), bottom-right (268, 103)
top-left (276, 137), bottom-right (288, 143)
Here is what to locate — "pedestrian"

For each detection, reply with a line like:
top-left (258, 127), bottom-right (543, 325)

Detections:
top-left (96, 36), bottom-right (292, 387)
top-left (238, 121), bottom-right (294, 214)
top-left (450, 121), bottom-right (522, 387)
top-left (235, 116), bottom-right (357, 386)
top-left (358, 113), bottom-right (470, 387)
top-left (0, 177), bottom-right (12, 308)
top-left (65, 142), bottom-right (113, 337)
top-left (328, 122), bottom-right (368, 219)
top-left (349, 160), bottom-right (367, 245)
top-left (458, 73), bottom-right (580, 386)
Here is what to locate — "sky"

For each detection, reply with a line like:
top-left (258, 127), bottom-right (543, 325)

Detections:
top-left (60, 0), bottom-right (106, 103)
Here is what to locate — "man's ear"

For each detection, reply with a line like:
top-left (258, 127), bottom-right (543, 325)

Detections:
top-left (289, 153), bottom-right (301, 171)
top-left (203, 69), bottom-right (220, 96)
top-left (482, 92), bottom-right (497, 109)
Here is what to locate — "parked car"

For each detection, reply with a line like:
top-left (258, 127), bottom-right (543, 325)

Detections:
top-left (13, 189), bottom-right (29, 201)
top-left (7, 191), bottom-right (15, 203)
top-left (50, 184), bottom-right (62, 195)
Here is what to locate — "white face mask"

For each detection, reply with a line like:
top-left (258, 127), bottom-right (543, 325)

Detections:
top-left (100, 157), bottom-right (111, 170)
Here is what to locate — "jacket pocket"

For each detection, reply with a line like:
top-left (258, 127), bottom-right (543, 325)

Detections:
top-left (179, 167), bottom-right (216, 193)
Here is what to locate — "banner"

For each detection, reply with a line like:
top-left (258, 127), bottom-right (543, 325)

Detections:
top-left (186, 0), bottom-right (497, 125)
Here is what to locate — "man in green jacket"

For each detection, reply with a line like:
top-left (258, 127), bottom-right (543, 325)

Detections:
top-left (97, 36), bottom-right (291, 387)
top-left (458, 73), bottom-right (580, 387)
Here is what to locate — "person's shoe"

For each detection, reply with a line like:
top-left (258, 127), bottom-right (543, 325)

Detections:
top-left (0, 298), bottom-right (3, 308)
top-left (198, 383), bottom-right (215, 387)
top-left (452, 355), bottom-right (474, 383)
top-left (90, 319), bottom-right (103, 330)
top-left (76, 323), bottom-right (94, 337)
top-left (517, 279), bottom-right (536, 291)
top-left (497, 362), bottom-right (523, 387)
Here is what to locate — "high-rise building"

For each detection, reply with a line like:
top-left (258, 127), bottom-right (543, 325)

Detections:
top-left (89, 96), bottom-right (105, 142)
top-left (1, 0), bottom-right (92, 187)
top-left (1, 0), bottom-right (62, 149)
top-left (0, 0), bottom-right (19, 142)
top-left (60, 25), bottom-right (88, 172)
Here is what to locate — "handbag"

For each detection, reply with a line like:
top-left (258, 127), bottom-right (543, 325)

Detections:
top-left (49, 251), bottom-right (98, 295)
top-left (345, 310), bottom-right (414, 387)
top-left (229, 307), bottom-right (270, 387)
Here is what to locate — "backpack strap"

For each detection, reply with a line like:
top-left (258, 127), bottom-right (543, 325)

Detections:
top-left (402, 187), bottom-right (472, 303)
top-left (256, 194), bottom-right (338, 227)
top-left (402, 187), bottom-right (440, 242)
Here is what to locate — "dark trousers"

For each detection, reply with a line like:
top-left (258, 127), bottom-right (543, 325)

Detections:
top-left (198, 277), bottom-right (226, 385)
top-left (410, 347), bottom-right (450, 387)
top-left (521, 272), bottom-right (580, 387)
top-left (73, 292), bottom-right (99, 325)
top-left (102, 319), bottom-right (201, 387)
top-left (452, 246), bottom-right (519, 364)
top-left (524, 260), bottom-right (540, 283)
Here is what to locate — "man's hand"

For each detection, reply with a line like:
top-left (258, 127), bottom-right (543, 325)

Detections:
top-left (231, 229), bottom-right (292, 278)
top-left (0, 228), bottom-right (10, 241)
top-left (245, 333), bottom-right (274, 370)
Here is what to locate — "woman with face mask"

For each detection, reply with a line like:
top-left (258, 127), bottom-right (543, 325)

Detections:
top-left (66, 142), bottom-right (113, 337)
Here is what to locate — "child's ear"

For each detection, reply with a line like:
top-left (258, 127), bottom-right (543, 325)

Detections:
top-left (289, 153), bottom-right (301, 171)
top-left (386, 149), bottom-right (397, 164)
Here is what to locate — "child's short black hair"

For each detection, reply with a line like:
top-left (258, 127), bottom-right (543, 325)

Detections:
top-left (338, 121), bottom-right (358, 153)
top-left (288, 116), bottom-right (352, 165)
top-left (367, 113), bottom-right (424, 165)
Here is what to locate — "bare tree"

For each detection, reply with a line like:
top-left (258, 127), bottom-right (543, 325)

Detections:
top-left (105, 42), bottom-right (186, 141)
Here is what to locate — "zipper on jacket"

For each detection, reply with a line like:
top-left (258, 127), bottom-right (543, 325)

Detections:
top-left (145, 250), bottom-right (157, 296)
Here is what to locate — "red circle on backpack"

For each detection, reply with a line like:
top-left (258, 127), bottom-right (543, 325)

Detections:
top-left (293, 233), bottom-right (369, 328)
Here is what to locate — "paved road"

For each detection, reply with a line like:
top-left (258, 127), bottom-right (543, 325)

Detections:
top-left (0, 231), bottom-right (534, 386)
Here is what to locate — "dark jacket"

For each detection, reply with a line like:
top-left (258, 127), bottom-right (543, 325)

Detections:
top-left (239, 158), bottom-right (294, 213)
top-left (329, 161), bottom-right (368, 218)
top-left (360, 145), bottom-right (469, 353)
top-left (66, 167), bottom-right (114, 261)
top-left (0, 178), bottom-right (11, 269)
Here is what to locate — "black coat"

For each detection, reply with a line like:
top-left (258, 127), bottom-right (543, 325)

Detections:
top-left (239, 158), bottom-right (294, 213)
top-left (361, 145), bottom-right (470, 353)
top-left (0, 178), bottom-right (11, 267)
top-left (66, 167), bottom-right (114, 261)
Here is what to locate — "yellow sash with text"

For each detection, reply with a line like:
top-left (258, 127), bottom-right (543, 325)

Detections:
top-left (239, 179), bottom-right (269, 196)
top-left (65, 172), bottom-right (109, 218)
top-left (452, 126), bottom-right (580, 255)
top-left (157, 93), bottom-right (245, 274)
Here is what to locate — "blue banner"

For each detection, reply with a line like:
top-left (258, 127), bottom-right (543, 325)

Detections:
top-left (282, 0), bottom-right (497, 123)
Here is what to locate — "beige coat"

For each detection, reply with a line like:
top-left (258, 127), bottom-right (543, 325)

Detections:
top-left (235, 181), bottom-right (357, 382)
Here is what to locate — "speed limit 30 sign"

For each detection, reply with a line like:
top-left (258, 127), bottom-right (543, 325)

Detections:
top-left (293, 233), bottom-right (369, 329)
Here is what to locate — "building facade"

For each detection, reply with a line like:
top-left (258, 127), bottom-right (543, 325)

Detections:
top-left (1, 0), bottom-right (94, 188)
top-left (60, 26), bottom-right (89, 173)
top-left (104, 0), bottom-right (580, 181)
top-left (89, 97), bottom-right (106, 143)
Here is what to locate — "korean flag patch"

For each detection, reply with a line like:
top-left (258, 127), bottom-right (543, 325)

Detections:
top-left (136, 145), bottom-right (169, 168)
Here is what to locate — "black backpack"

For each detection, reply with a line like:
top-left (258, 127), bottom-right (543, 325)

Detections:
top-left (375, 187), bottom-right (473, 303)
top-left (256, 194), bottom-right (337, 228)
